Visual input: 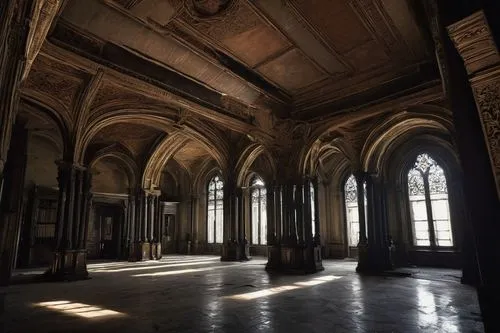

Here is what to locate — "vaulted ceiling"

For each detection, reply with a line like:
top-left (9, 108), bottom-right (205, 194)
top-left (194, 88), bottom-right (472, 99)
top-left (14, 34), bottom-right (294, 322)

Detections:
top-left (53, 0), bottom-right (437, 120)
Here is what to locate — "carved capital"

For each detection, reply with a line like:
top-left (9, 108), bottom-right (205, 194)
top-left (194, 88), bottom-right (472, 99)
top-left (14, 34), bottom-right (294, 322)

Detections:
top-left (447, 11), bottom-right (500, 75)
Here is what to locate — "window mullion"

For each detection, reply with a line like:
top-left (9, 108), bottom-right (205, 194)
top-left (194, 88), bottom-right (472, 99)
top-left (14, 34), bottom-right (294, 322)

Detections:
top-left (423, 172), bottom-right (437, 248)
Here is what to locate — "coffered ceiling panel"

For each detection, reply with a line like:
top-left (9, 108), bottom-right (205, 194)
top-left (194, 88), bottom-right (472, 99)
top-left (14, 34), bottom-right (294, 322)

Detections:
top-left (173, 1), bottom-right (291, 68)
top-left (58, 0), bottom-right (434, 118)
top-left (290, 0), bottom-right (371, 54)
top-left (252, 0), bottom-right (348, 75)
top-left (257, 48), bottom-right (326, 92)
top-left (222, 24), bottom-right (290, 67)
top-left (344, 40), bottom-right (390, 72)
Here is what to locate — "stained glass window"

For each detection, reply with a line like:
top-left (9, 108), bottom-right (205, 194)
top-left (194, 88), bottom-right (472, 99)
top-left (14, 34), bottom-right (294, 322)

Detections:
top-left (207, 175), bottom-right (224, 244)
top-left (407, 153), bottom-right (453, 247)
top-left (250, 176), bottom-right (267, 245)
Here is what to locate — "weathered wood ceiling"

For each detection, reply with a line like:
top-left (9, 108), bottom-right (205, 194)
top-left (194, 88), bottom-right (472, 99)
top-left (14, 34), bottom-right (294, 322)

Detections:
top-left (54, 0), bottom-right (436, 120)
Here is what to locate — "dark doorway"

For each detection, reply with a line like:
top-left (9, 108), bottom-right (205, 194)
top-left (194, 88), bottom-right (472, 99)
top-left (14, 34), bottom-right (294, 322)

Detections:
top-left (95, 205), bottom-right (123, 259)
top-left (162, 214), bottom-right (176, 254)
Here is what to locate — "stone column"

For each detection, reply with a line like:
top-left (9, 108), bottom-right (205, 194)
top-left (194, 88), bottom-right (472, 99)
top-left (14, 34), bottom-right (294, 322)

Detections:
top-left (363, 174), bottom-right (391, 272)
top-left (274, 185), bottom-right (282, 244)
top-left (191, 195), bottom-right (199, 254)
top-left (154, 195), bottom-right (162, 259)
top-left (78, 171), bottom-right (92, 249)
top-left (48, 163), bottom-right (91, 281)
top-left (445, 10), bottom-right (500, 332)
top-left (221, 177), bottom-right (243, 261)
top-left (303, 179), bottom-right (313, 246)
top-left (354, 172), bottom-right (368, 272)
top-left (236, 188), bottom-right (249, 260)
top-left (266, 179), bottom-right (323, 274)
top-left (266, 184), bottom-right (276, 246)
top-left (0, 122), bottom-right (28, 285)
top-left (143, 193), bottom-right (149, 243)
top-left (295, 183), bottom-right (304, 244)
top-left (312, 178), bottom-right (321, 246)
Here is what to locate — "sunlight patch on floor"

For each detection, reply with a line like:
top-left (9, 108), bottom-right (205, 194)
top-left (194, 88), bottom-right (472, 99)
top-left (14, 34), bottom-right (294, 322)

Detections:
top-left (226, 275), bottom-right (343, 300)
top-left (34, 300), bottom-right (124, 319)
top-left (90, 258), bottom-right (220, 273)
top-left (131, 264), bottom-right (233, 277)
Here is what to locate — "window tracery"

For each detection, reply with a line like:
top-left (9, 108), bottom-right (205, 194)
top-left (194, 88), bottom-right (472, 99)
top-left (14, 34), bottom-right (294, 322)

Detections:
top-left (250, 176), bottom-right (267, 245)
top-left (207, 175), bottom-right (224, 244)
top-left (407, 153), bottom-right (453, 247)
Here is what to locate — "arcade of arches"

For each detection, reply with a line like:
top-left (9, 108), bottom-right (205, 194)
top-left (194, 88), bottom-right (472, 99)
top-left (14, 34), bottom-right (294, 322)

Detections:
top-left (1, 0), bottom-right (500, 332)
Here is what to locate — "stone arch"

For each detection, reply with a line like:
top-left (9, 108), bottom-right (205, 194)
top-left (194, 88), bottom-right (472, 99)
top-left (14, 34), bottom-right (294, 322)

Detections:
top-left (193, 160), bottom-right (221, 195)
top-left (21, 97), bottom-right (72, 158)
top-left (87, 144), bottom-right (139, 191)
top-left (77, 111), bottom-right (229, 189)
top-left (235, 144), bottom-right (276, 187)
top-left (362, 107), bottom-right (454, 173)
top-left (381, 133), bottom-right (466, 268)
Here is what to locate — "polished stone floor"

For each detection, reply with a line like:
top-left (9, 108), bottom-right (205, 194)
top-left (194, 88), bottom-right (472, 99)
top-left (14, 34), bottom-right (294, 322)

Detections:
top-left (2, 255), bottom-right (483, 333)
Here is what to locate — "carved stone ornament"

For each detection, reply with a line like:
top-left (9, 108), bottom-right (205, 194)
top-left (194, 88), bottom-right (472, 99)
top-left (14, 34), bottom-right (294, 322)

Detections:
top-left (471, 72), bottom-right (500, 198)
top-left (448, 10), bottom-right (500, 198)
top-left (192, 0), bottom-right (232, 16)
top-left (447, 11), bottom-right (500, 75)
top-left (184, 0), bottom-right (236, 19)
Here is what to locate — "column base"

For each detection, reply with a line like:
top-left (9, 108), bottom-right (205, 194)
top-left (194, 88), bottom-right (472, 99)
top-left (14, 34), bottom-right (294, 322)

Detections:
top-left (266, 244), bottom-right (323, 274)
top-left (45, 249), bottom-right (89, 281)
top-left (478, 285), bottom-right (500, 333)
top-left (221, 242), bottom-right (250, 261)
top-left (265, 245), bottom-right (281, 270)
top-left (356, 244), bottom-right (393, 274)
top-left (128, 242), bottom-right (152, 261)
top-left (150, 243), bottom-right (157, 260)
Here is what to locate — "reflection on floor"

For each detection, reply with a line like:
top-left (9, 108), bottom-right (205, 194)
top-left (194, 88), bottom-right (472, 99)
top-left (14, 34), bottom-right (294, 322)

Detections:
top-left (4, 255), bottom-right (484, 333)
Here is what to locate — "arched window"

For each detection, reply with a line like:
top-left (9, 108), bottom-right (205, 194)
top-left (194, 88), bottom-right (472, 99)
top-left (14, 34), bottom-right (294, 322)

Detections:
top-left (344, 174), bottom-right (367, 247)
top-left (250, 176), bottom-right (267, 245)
top-left (207, 175), bottom-right (224, 244)
top-left (407, 153), bottom-right (453, 247)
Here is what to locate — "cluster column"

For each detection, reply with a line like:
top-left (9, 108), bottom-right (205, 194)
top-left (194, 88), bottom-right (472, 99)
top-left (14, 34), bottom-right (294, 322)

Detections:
top-left (129, 189), bottom-right (162, 261)
top-left (221, 176), bottom-right (247, 261)
top-left (265, 178), bottom-right (323, 273)
top-left (49, 162), bottom-right (92, 281)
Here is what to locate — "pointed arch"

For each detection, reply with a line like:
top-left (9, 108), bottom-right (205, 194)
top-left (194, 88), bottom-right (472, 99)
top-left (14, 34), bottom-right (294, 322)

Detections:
top-left (362, 107), bottom-right (454, 172)
top-left (235, 143), bottom-right (276, 187)
top-left (87, 143), bottom-right (139, 189)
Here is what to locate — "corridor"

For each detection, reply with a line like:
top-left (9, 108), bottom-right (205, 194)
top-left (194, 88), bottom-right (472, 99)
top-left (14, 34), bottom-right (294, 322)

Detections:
top-left (3, 256), bottom-right (483, 333)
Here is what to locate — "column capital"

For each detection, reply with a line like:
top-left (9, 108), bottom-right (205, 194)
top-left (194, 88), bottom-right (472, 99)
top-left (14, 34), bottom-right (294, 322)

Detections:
top-left (353, 171), bottom-right (368, 183)
top-left (56, 160), bottom-right (87, 172)
top-left (447, 10), bottom-right (500, 76)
